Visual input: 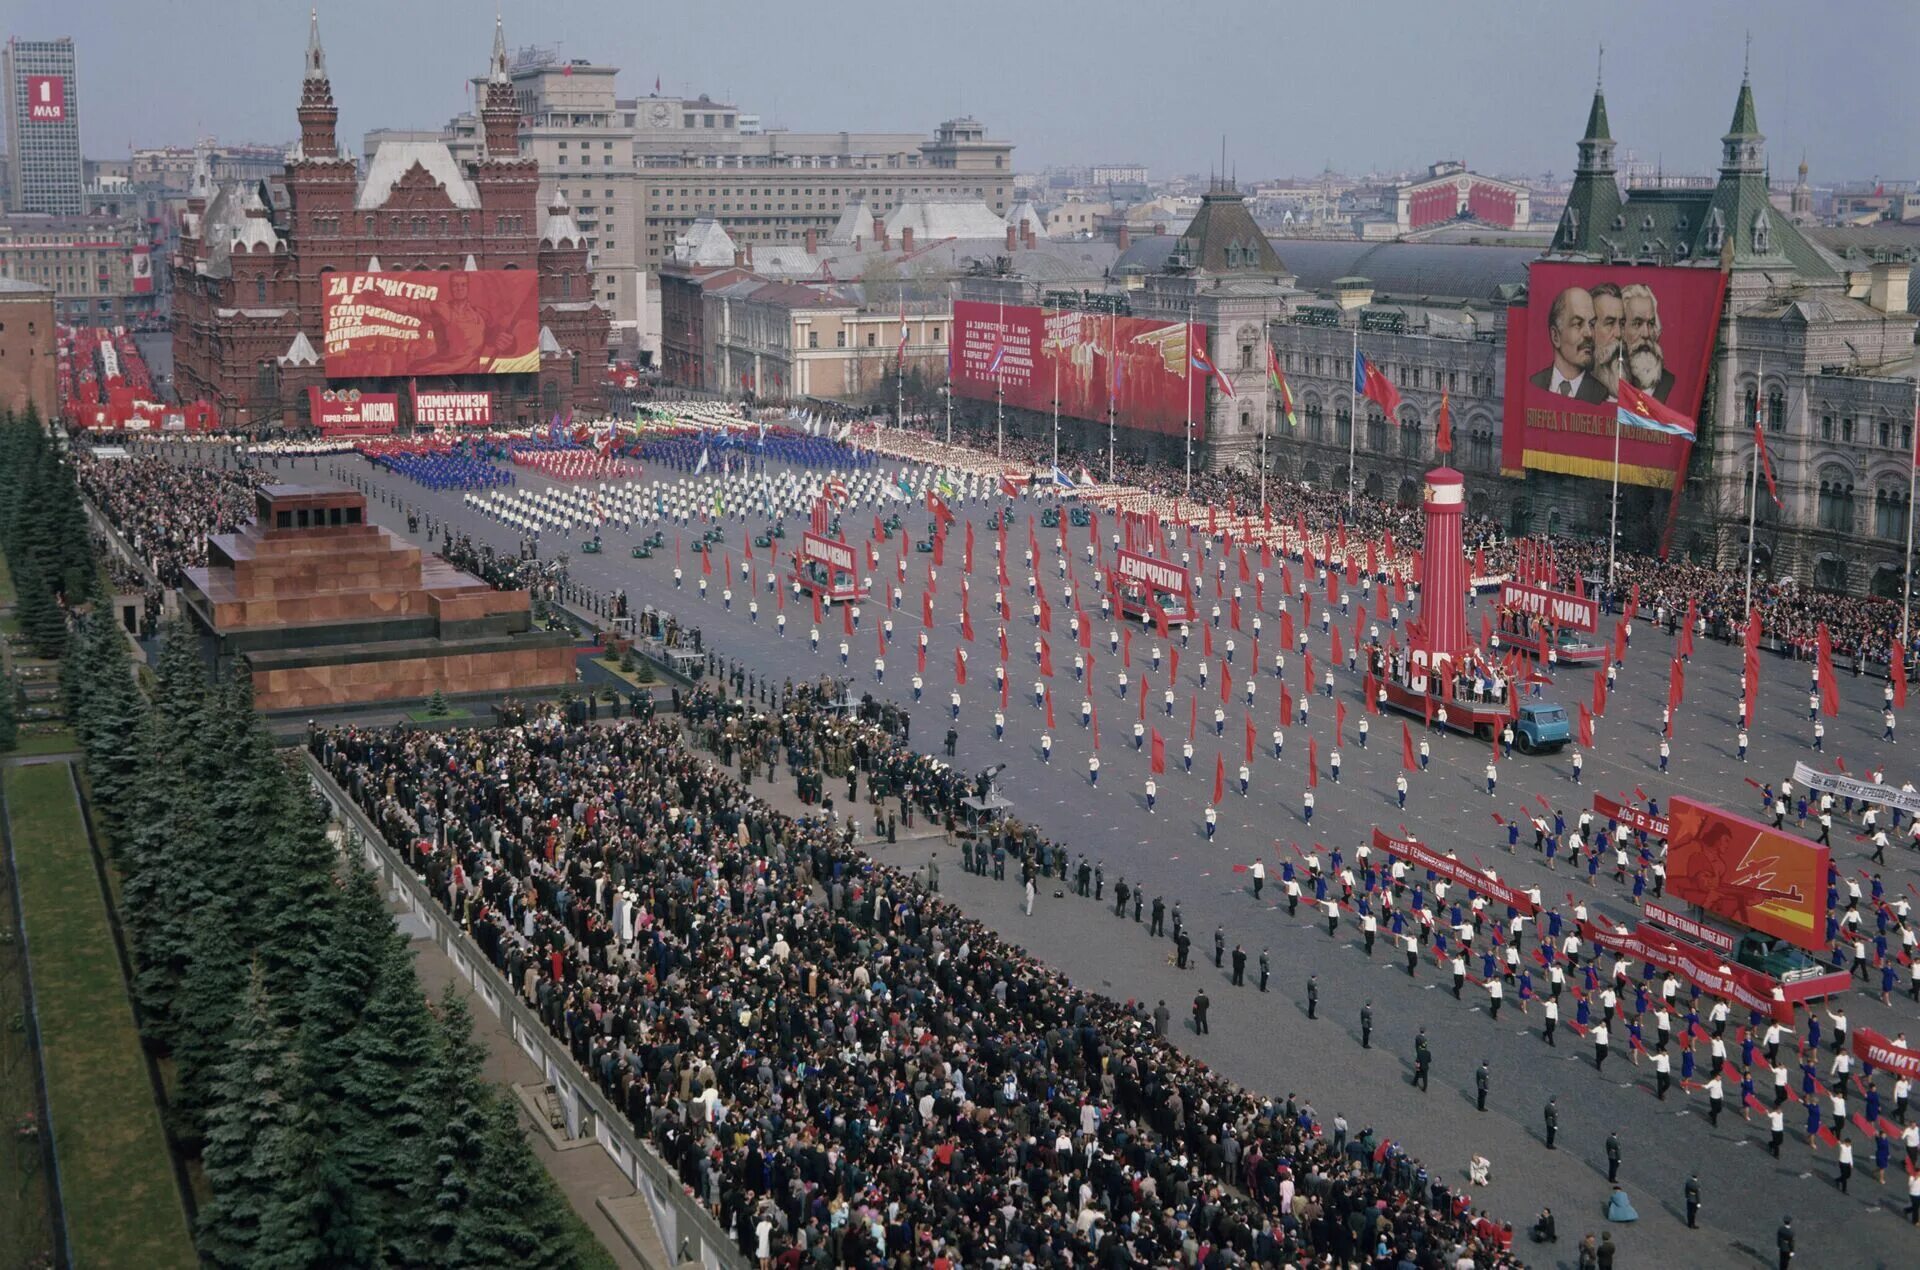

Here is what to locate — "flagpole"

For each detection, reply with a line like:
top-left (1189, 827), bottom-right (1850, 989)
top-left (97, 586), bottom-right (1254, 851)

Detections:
top-left (1107, 309), bottom-right (1117, 483)
top-left (1904, 384), bottom-right (1918, 653)
top-left (996, 294), bottom-right (1005, 461)
top-left (1606, 347), bottom-right (1622, 593)
top-left (1743, 354), bottom-right (1762, 616)
top-left (1347, 321), bottom-right (1359, 511)
top-left (1184, 302), bottom-right (1194, 499)
top-left (944, 281), bottom-right (954, 447)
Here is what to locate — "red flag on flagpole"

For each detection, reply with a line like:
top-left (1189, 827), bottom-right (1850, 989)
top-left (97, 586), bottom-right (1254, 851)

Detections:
top-left (1045, 688), bottom-right (1056, 729)
top-left (1245, 714), bottom-right (1256, 763)
top-left (1139, 674), bottom-right (1150, 721)
top-left (1189, 696), bottom-right (1198, 741)
top-left (1307, 737), bottom-right (1319, 787)
top-left (842, 602), bottom-right (853, 636)
top-left (1335, 699), bottom-right (1347, 747)
top-left (1817, 624), bottom-right (1839, 717)
top-left (1151, 729), bottom-right (1166, 773)
top-left (1435, 387), bottom-right (1453, 454)
top-left (1092, 707), bottom-right (1100, 750)
top-left (1212, 753), bottom-right (1226, 805)
top-left (1401, 722), bottom-right (1418, 772)
top-left (954, 647), bottom-right (967, 685)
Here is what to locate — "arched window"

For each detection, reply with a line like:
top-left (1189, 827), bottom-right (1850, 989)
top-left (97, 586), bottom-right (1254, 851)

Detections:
top-left (1468, 425), bottom-right (1494, 473)
top-left (1399, 409), bottom-right (1422, 457)
top-left (1365, 407), bottom-right (1386, 453)
top-left (1239, 341), bottom-right (1254, 371)
top-left (1874, 484), bottom-right (1909, 539)
top-left (1817, 469), bottom-right (1855, 533)
top-left (1766, 386), bottom-right (1785, 432)
top-left (1334, 404), bottom-right (1351, 445)
top-left (1304, 395), bottom-right (1324, 441)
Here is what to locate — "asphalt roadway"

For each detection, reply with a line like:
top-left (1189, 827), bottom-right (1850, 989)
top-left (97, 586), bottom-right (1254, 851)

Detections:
top-left (244, 445), bottom-right (1920, 1268)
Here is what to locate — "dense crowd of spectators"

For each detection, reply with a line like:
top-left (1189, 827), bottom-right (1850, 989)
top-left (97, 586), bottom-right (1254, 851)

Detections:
top-left (314, 684), bottom-right (1520, 1268)
top-left (905, 421), bottom-right (1917, 670)
top-left (70, 448), bottom-right (260, 588)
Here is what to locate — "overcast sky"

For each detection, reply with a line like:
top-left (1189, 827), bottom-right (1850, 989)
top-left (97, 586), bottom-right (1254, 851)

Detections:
top-left (31, 0), bottom-right (1920, 184)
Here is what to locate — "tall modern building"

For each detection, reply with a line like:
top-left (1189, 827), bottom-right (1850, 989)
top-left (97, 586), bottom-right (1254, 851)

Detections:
top-left (3, 37), bottom-right (83, 215)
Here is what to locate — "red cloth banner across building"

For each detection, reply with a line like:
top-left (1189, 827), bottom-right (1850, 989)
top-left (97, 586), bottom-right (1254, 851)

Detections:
top-left (1497, 580), bottom-right (1598, 632)
top-left (1664, 797), bottom-right (1828, 952)
top-left (952, 300), bottom-right (1209, 437)
top-left (1370, 828), bottom-right (1537, 915)
top-left (1501, 262), bottom-right (1726, 490)
top-left (411, 387), bottom-right (493, 427)
top-left (308, 387), bottom-right (399, 435)
top-left (323, 270), bottom-right (540, 377)
top-left (25, 75), bottom-right (66, 122)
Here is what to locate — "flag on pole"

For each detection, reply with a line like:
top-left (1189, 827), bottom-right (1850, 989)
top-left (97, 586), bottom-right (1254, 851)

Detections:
top-left (1267, 343), bottom-right (1298, 427)
top-left (1212, 753), bottom-right (1226, 805)
top-left (1355, 351), bottom-right (1402, 417)
top-left (896, 297), bottom-right (909, 370)
top-left (1401, 723), bottom-right (1418, 773)
top-left (1616, 378), bottom-right (1697, 438)
top-left (1190, 339), bottom-right (1234, 398)
top-left (1753, 425), bottom-right (1782, 508)
top-left (1436, 388), bottom-right (1454, 455)
top-left (1151, 729), bottom-right (1166, 774)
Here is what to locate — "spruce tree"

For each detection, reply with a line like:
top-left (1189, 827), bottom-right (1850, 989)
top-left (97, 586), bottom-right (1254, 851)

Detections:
top-left (468, 1097), bottom-right (586, 1270)
top-left (412, 989), bottom-right (495, 1265)
top-left (0, 668), bottom-right (16, 752)
top-left (121, 718), bottom-right (211, 1051)
top-left (166, 888), bottom-right (250, 1144)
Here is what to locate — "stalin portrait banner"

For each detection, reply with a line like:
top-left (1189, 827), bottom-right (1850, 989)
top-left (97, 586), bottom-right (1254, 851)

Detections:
top-left (323, 270), bottom-right (540, 378)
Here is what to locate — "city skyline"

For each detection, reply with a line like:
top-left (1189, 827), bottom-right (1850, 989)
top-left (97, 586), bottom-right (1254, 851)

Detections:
top-left (15, 0), bottom-right (1919, 184)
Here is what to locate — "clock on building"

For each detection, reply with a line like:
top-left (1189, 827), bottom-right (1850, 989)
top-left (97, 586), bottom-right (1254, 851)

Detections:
top-left (648, 103), bottom-right (671, 127)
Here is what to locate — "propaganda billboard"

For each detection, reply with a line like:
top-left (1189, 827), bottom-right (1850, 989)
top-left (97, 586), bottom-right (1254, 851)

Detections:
top-left (1498, 580), bottom-right (1598, 632)
top-left (25, 75), bottom-right (66, 122)
top-left (1501, 262), bottom-right (1727, 490)
top-left (322, 270), bottom-right (540, 377)
top-left (952, 300), bottom-right (1209, 437)
top-left (410, 388), bottom-right (493, 428)
top-left (129, 246), bottom-right (153, 295)
top-left (307, 388), bottom-right (398, 435)
top-left (1665, 797), bottom-right (1828, 952)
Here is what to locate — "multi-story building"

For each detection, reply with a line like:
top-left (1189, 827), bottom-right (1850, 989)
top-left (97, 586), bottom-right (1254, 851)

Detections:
top-left (424, 59), bottom-right (1013, 357)
top-left (1391, 160), bottom-right (1532, 234)
top-left (1089, 163), bottom-right (1148, 186)
top-left (0, 275), bottom-right (55, 416)
top-left (170, 14), bottom-right (608, 431)
top-left (131, 142), bottom-right (286, 193)
top-left (2, 37), bottom-right (81, 215)
top-left (0, 212), bottom-right (159, 324)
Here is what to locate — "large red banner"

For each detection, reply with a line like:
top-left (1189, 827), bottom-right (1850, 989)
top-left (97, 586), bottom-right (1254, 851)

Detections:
top-left (411, 388), bottom-right (493, 427)
top-left (802, 531), bottom-right (856, 576)
top-left (1501, 262), bottom-right (1726, 490)
top-left (25, 75), bottom-right (66, 122)
top-left (1498, 581), bottom-right (1597, 632)
top-left (323, 271), bottom-right (540, 377)
top-left (952, 300), bottom-right (1208, 437)
top-left (1581, 918), bottom-right (1850, 1023)
top-left (129, 246), bottom-right (154, 295)
top-left (308, 388), bottom-right (398, 435)
top-left (1853, 1027), bottom-right (1920, 1079)
top-left (1665, 797), bottom-right (1827, 952)
top-left (1592, 793), bottom-right (1668, 838)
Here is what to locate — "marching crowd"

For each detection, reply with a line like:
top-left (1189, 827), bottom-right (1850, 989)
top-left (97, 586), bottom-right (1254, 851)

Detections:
top-left (894, 421), bottom-right (1917, 670)
top-left (313, 684), bottom-right (1526, 1269)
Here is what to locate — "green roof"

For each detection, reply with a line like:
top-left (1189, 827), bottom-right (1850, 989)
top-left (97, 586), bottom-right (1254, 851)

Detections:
top-left (1583, 89), bottom-right (1612, 143)
top-left (1727, 78), bottom-right (1759, 138)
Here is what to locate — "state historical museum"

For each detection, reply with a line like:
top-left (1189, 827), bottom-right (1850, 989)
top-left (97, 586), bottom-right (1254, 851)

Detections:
top-left (171, 14), bottom-right (609, 432)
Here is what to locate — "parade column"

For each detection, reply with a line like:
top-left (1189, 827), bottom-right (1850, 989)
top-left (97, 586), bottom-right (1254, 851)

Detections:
top-left (1418, 467), bottom-right (1469, 663)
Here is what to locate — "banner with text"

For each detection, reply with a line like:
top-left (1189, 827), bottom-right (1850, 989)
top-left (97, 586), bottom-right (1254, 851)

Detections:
top-left (25, 75), bottom-right (66, 122)
top-left (1665, 797), bottom-right (1828, 952)
top-left (1580, 919), bottom-right (1848, 1023)
top-left (410, 388), bottom-right (494, 427)
top-left (1640, 900), bottom-right (1736, 955)
top-left (802, 531), bottom-right (857, 576)
top-left (1501, 262), bottom-right (1726, 490)
top-left (323, 270), bottom-right (540, 377)
top-left (952, 300), bottom-right (1208, 437)
top-left (1852, 1027), bottom-right (1920, 1079)
top-left (1791, 761), bottom-right (1920, 818)
top-left (1592, 793), bottom-right (1669, 839)
top-left (1371, 828), bottom-right (1538, 915)
top-left (308, 388), bottom-right (399, 435)
top-left (1498, 580), bottom-right (1598, 632)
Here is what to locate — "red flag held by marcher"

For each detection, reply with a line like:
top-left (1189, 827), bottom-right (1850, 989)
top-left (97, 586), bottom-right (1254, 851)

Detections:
top-left (1401, 722), bottom-right (1418, 772)
top-left (1151, 729), bottom-right (1166, 773)
top-left (1212, 753), bottom-right (1226, 805)
top-left (1307, 737), bottom-right (1319, 787)
top-left (843, 602), bottom-right (853, 636)
top-left (1335, 700), bottom-right (1347, 747)
top-left (954, 648), bottom-right (967, 685)
top-left (1045, 688), bottom-right (1056, 729)
top-left (1817, 623), bottom-right (1839, 717)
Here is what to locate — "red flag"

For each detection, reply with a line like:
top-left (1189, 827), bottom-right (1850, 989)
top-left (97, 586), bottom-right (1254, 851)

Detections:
top-left (1668, 657), bottom-right (1686, 713)
top-left (999, 627), bottom-right (1009, 662)
top-left (1363, 669), bottom-right (1379, 714)
top-left (954, 648), bottom-right (967, 685)
top-left (1221, 661), bottom-right (1233, 704)
top-left (1001, 675), bottom-right (1010, 710)
top-left (1040, 640), bottom-right (1054, 678)
top-left (1212, 753), bottom-right (1226, 805)
top-left (1245, 714), bottom-right (1256, 762)
top-left (917, 643), bottom-right (926, 674)
top-left (1331, 624), bottom-right (1344, 666)
top-left (1230, 597), bottom-right (1242, 631)
top-left (1203, 624), bottom-right (1213, 657)
top-left (962, 609), bottom-right (975, 642)
top-left (1189, 695), bottom-right (1198, 741)
top-left (1280, 684), bottom-right (1293, 724)
top-left (1335, 700), bottom-right (1347, 747)
top-left (1401, 722), bottom-right (1417, 772)
top-left (1435, 388), bottom-right (1453, 454)
top-left (812, 590), bottom-right (823, 626)
top-left (1122, 626), bottom-right (1132, 666)
top-left (1896, 647), bottom-right (1908, 711)
top-left (1151, 729), bottom-right (1166, 773)
top-left (1092, 707), bottom-right (1100, 750)
top-left (965, 520), bottom-right (975, 572)
top-left (925, 488), bottom-right (955, 525)
top-left (922, 591), bottom-right (934, 629)
top-left (701, 545), bottom-right (713, 575)
top-left (842, 601), bottom-right (853, 637)
top-left (1578, 703), bottom-right (1595, 747)
top-left (1356, 351), bottom-right (1402, 416)
top-left (1171, 647), bottom-right (1181, 684)
top-left (1139, 674), bottom-right (1150, 721)
top-left (1046, 688), bottom-right (1056, 728)
top-left (1754, 425), bottom-right (1783, 509)
top-left (1307, 737), bottom-right (1319, 787)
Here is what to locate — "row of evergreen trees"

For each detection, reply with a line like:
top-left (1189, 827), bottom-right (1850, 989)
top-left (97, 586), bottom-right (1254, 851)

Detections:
top-left (0, 407), bottom-right (96, 660)
top-left (19, 407), bottom-right (594, 1265)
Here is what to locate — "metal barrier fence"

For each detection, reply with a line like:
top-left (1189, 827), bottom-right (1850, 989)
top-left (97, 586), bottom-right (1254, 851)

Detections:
top-left (301, 752), bottom-right (745, 1270)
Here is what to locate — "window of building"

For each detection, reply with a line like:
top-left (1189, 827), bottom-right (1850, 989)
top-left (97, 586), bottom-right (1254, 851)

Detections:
top-left (1880, 418), bottom-right (1894, 449)
top-left (836, 330), bottom-right (846, 348)
top-left (1817, 469), bottom-right (1855, 532)
top-left (255, 278), bottom-right (266, 303)
top-left (1875, 485), bottom-right (1909, 539)
top-left (867, 331), bottom-right (877, 347)
top-left (1842, 416), bottom-right (1855, 444)
top-left (1767, 386), bottom-right (1784, 431)
top-left (1821, 414), bottom-right (1833, 441)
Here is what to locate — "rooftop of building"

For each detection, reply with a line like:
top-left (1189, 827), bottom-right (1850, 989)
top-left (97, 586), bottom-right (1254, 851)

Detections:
top-left (0, 276), bottom-right (53, 296)
top-left (358, 140), bottom-right (480, 211)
